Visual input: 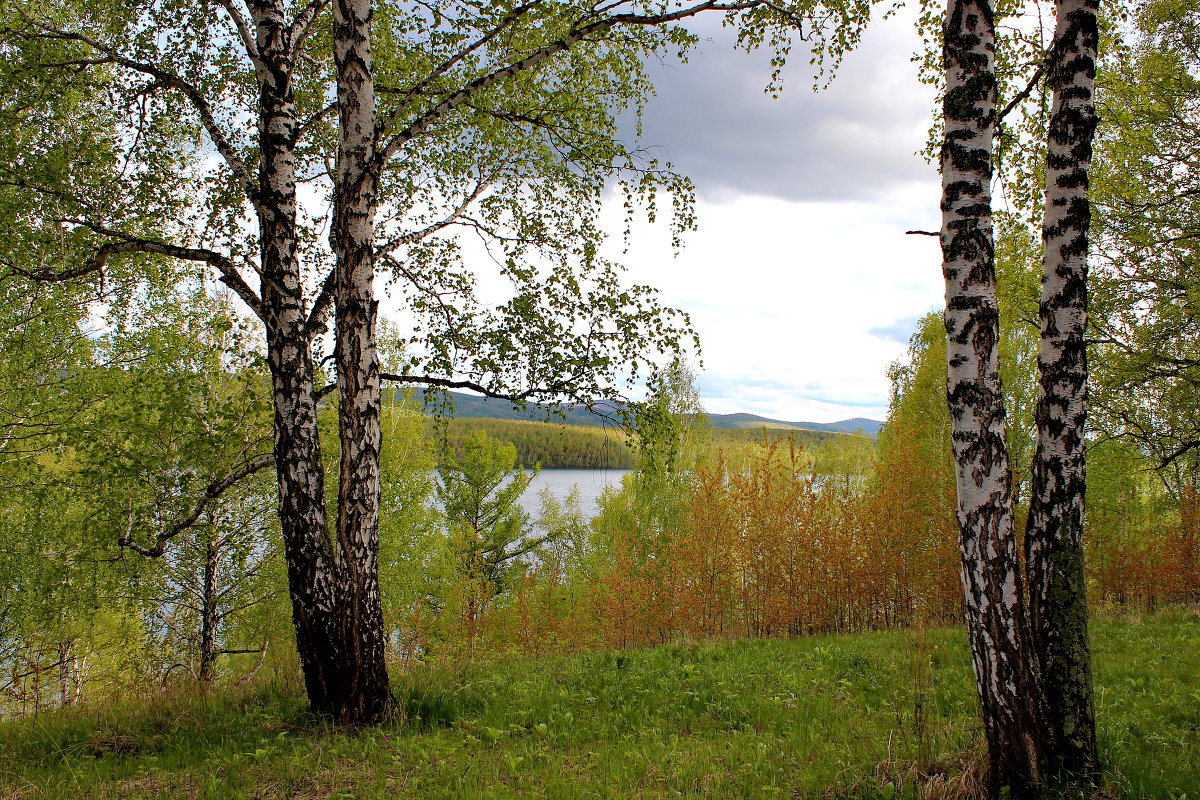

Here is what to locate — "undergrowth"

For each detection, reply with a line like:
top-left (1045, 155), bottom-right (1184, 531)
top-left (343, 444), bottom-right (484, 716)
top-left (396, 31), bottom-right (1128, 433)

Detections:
top-left (0, 612), bottom-right (1196, 799)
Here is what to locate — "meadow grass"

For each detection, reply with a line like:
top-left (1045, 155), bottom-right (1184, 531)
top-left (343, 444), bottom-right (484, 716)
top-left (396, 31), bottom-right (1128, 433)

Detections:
top-left (1, 611), bottom-right (1196, 799)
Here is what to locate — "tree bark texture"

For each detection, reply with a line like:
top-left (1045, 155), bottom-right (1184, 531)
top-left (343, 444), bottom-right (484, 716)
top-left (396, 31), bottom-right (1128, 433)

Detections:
top-left (251, 0), bottom-right (369, 719)
top-left (199, 526), bottom-right (220, 683)
top-left (1025, 0), bottom-right (1100, 780)
top-left (56, 641), bottom-right (76, 707)
top-left (331, 0), bottom-right (391, 723)
top-left (940, 0), bottom-right (1047, 793)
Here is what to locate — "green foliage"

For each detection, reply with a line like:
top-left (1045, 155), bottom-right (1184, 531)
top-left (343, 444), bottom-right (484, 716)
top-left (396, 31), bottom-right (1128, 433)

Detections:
top-left (811, 431), bottom-right (876, 480)
top-left (75, 284), bottom-right (272, 542)
top-left (880, 311), bottom-right (952, 484)
top-left (437, 430), bottom-right (543, 598)
top-left (376, 402), bottom-right (452, 656)
top-left (0, 265), bottom-right (287, 704)
top-left (634, 362), bottom-right (711, 478)
top-left (2, 615), bottom-right (1198, 798)
top-left (991, 214), bottom-right (1043, 511)
top-left (711, 426), bottom-right (841, 451)
top-left (0, 29), bottom-right (124, 698)
top-left (592, 361), bottom-right (711, 552)
top-left (1090, 0), bottom-right (1200, 478)
top-left (378, 404), bottom-right (441, 579)
top-left (0, 13), bottom-right (173, 284)
top-left (1083, 437), bottom-right (1195, 608)
top-left (77, 283), bottom-right (280, 678)
top-left (532, 486), bottom-right (594, 574)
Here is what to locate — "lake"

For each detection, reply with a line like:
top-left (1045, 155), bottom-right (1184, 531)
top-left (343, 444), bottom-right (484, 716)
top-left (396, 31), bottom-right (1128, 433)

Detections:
top-left (516, 468), bottom-right (631, 519)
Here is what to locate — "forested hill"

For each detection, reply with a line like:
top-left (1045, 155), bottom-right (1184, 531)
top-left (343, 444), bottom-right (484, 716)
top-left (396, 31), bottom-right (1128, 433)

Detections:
top-left (399, 389), bottom-right (882, 437)
top-left (424, 417), bottom-right (858, 470)
top-left (431, 417), bottom-right (635, 469)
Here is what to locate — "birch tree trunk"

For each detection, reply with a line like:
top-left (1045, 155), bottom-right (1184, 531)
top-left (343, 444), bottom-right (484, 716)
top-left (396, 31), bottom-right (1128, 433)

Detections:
top-left (1024, 0), bottom-right (1100, 780)
top-left (252, 1), bottom-right (345, 717)
top-left (199, 525), bottom-right (220, 683)
top-left (330, 0), bottom-right (392, 723)
top-left (57, 641), bottom-right (75, 707)
top-left (940, 0), bottom-right (1047, 792)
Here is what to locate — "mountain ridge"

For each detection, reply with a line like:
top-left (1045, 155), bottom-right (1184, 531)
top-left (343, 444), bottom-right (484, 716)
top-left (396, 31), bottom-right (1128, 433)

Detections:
top-left (399, 389), bottom-right (883, 437)
top-left (706, 411), bottom-right (882, 436)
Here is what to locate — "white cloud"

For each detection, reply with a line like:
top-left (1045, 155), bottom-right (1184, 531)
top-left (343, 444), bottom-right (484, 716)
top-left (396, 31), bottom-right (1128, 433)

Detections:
top-left (600, 9), bottom-right (947, 423)
top-left (627, 11), bottom-right (938, 204)
top-left (603, 185), bottom-right (945, 422)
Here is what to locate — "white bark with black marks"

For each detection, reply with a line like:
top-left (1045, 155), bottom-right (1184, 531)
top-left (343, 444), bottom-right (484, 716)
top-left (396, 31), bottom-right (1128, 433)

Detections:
top-left (940, 0), bottom-right (1046, 793)
top-left (331, 0), bottom-right (391, 723)
top-left (1025, 0), bottom-right (1100, 781)
top-left (249, 0), bottom-right (346, 717)
top-left (199, 525), bottom-right (220, 684)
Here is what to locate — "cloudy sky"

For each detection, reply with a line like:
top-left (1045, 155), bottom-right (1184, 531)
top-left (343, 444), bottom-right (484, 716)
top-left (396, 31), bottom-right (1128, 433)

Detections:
top-left (599, 10), bottom-right (947, 423)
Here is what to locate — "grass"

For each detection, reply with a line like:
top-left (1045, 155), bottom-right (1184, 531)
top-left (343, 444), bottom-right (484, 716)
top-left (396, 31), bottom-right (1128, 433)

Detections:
top-left (1, 611), bottom-right (1197, 799)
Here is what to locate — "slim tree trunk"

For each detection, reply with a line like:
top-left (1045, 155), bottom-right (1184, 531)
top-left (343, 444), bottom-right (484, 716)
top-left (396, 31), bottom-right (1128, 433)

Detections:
top-left (57, 641), bottom-right (74, 707)
top-left (1182, 475), bottom-right (1198, 601)
top-left (72, 656), bottom-right (86, 705)
top-left (198, 524), bottom-right (220, 684)
top-left (1025, 0), bottom-right (1100, 781)
top-left (940, 0), bottom-right (1047, 793)
top-left (331, 0), bottom-right (391, 723)
top-left (251, 1), bottom-right (344, 717)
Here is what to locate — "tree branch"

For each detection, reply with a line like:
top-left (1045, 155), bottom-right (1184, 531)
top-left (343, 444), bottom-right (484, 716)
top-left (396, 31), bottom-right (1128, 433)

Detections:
top-left (320, 373), bottom-right (560, 403)
top-left (374, 0), bottom-right (546, 137)
top-left (379, 374), bottom-right (544, 402)
top-left (213, 0), bottom-right (274, 85)
top-left (376, 0), bottom-right (765, 166)
top-left (995, 64), bottom-right (1045, 128)
top-left (377, 166), bottom-right (502, 254)
top-left (377, 254), bottom-right (460, 334)
top-left (14, 7), bottom-right (259, 205)
top-left (2, 658), bottom-right (70, 685)
top-left (304, 267), bottom-right (337, 338)
top-left (306, 167), bottom-right (500, 336)
top-left (1159, 440), bottom-right (1200, 470)
top-left (57, 224), bottom-right (265, 319)
top-left (161, 662), bottom-right (198, 685)
top-left (289, 0), bottom-right (333, 54)
top-left (994, 24), bottom-right (1097, 134)
top-left (296, 102), bottom-right (338, 140)
top-left (118, 454), bottom-right (275, 558)
top-left (4, 254), bottom-right (107, 284)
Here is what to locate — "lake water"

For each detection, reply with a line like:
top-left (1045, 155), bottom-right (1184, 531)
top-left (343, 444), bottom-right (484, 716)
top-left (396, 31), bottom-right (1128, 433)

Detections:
top-left (517, 468), bottom-right (631, 519)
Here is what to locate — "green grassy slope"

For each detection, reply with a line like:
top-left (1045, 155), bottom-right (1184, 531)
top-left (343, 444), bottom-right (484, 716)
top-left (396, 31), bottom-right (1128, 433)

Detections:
top-left (3, 613), bottom-right (1197, 799)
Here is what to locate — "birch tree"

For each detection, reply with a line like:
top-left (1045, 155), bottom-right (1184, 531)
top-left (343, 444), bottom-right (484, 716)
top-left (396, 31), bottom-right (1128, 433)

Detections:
top-left (932, 0), bottom-right (1112, 782)
top-left (1023, 0), bottom-right (1100, 780)
top-left (3, 0), bottom-right (877, 722)
top-left (938, 0), bottom-right (1047, 791)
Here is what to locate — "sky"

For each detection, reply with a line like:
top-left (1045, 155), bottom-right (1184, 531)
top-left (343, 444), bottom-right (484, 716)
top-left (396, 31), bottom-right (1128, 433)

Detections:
top-left (594, 10), bottom-right (948, 423)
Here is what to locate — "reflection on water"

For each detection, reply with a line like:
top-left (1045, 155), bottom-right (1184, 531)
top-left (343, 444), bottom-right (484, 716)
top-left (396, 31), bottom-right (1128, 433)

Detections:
top-left (517, 468), bottom-right (631, 519)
